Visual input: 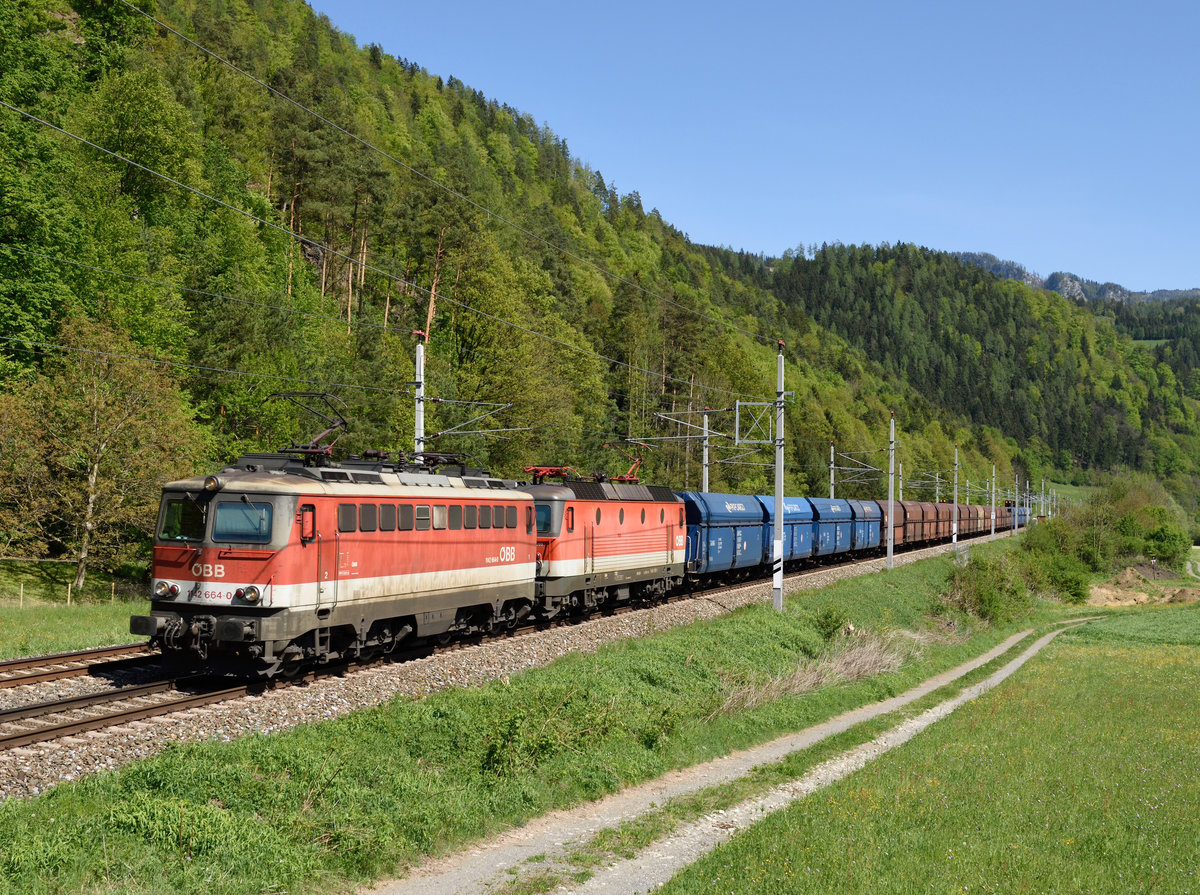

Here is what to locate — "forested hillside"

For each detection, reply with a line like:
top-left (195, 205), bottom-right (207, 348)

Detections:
top-left (1093, 295), bottom-right (1200, 393)
top-left (758, 243), bottom-right (1199, 521)
top-left (0, 0), bottom-right (1195, 584)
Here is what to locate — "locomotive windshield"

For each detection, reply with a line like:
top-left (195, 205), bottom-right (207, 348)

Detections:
top-left (535, 504), bottom-right (553, 534)
top-left (213, 498), bottom-right (274, 543)
top-left (159, 497), bottom-right (206, 541)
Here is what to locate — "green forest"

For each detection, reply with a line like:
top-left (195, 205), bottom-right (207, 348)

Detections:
top-left (1, 0), bottom-right (1197, 587)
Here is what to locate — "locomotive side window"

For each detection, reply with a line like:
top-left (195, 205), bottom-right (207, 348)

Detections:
top-left (416, 505), bottom-right (431, 531)
top-left (464, 505), bottom-right (477, 529)
top-left (300, 505), bottom-right (316, 542)
top-left (505, 506), bottom-right (517, 529)
top-left (478, 505), bottom-right (491, 529)
top-left (160, 497), bottom-right (206, 541)
top-left (660, 509), bottom-right (664, 523)
top-left (215, 499), bottom-right (274, 543)
top-left (337, 504), bottom-right (357, 533)
top-left (432, 505), bottom-right (447, 530)
top-left (359, 503), bottom-right (378, 532)
top-left (566, 507), bottom-right (574, 532)
top-left (679, 508), bottom-right (684, 527)
top-left (619, 508), bottom-right (625, 525)
top-left (379, 504), bottom-right (396, 531)
top-left (494, 506), bottom-right (506, 529)
top-left (449, 505), bottom-right (463, 530)
top-left (526, 505), bottom-right (533, 534)
top-left (641, 509), bottom-right (646, 524)
top-left (398, 504), bottom-right (414, 531)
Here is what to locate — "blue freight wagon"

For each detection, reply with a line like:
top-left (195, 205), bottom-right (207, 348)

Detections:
top-left (676, 491), bottom-right (767, 576)
top-left (846, 499), bottom-right (882, 551)
top-left (806, 498), bottom-right (854, 556)
top-left (755, 496), bottom-right (816, 563)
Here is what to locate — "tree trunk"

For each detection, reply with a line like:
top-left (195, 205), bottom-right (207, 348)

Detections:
top-left (73, 460), bottom-right (101, 591)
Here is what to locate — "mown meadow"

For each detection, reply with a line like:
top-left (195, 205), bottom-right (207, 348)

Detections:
top-left (662, 604), bottom-right (1200, 894)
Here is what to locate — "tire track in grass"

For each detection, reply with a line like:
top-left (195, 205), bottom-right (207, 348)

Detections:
top-left (567, 620), bottom-right (1094, 895)
top-left (370, 620), bottom-right (1096, 895)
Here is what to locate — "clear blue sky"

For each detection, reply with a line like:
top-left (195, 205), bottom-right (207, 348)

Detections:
top-left (308, 0), bottom-right (1198, 292)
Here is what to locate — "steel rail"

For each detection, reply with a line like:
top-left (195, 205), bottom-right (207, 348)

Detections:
top-left (0, 643), bottom-right (157, 689)
top-left (0, 681), bottom-right (249, 750)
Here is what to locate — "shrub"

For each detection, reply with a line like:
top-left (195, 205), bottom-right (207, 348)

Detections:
top-left (1021, 550), bottom-right (1090, 604)
top-left (812, 605), bottom-right (848, 642)
top-left (942, 554), bottom-right (1030, 623)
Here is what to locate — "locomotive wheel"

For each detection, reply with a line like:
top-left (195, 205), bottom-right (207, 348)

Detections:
top-left (279, 660), bottom-right (306, 681)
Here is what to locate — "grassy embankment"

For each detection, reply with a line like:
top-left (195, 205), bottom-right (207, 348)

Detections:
top-left (661, 604), bottom-right (1200, 895)
top-left (0, 536), bottom-right (1096, 895)
top-left (0, 561), bottom-right (148, 658)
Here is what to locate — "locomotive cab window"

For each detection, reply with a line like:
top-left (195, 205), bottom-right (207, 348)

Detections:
top-left (159, 497), bottom-right (206, 542)
top-left (214, 498), bottom-right (274, 543)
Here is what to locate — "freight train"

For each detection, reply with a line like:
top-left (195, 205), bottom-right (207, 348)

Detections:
top-left (131, 450), bottom-right (1028, 677)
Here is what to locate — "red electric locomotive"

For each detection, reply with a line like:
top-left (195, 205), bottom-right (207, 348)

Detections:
top-left (523, 467), bottom-right (686, 617)
top-left (131, 450), bottom-right (537, 677)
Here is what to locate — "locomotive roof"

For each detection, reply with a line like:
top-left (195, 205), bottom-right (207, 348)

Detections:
top-left (163, 452), bottom-right (526, 497)
top-left (521, 480), bottom-right (681, 503)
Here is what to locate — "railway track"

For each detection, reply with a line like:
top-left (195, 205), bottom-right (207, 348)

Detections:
top-left (0, 536), bottom-right (989, 753)
top-left (0, 677), bottom-right (251, 750)
top-left (0, 643), bottom-right (157, 689)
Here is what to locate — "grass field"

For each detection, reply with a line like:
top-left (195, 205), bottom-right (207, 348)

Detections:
top-left (661, 605), bottom-right (1200, 894)
top-left (0, 602), bottom-right (149, 659)
top-left (0, 560), bottom-right (148, 658)
top-left (0, 539), bottom-right (1075, 895)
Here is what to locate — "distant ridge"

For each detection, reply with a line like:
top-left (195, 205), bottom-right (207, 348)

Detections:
top-left (953, 251), bottom-right (1200, 304)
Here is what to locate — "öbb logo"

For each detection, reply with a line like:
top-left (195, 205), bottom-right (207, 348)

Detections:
top-left (191, 563), bottom-right (226, 579)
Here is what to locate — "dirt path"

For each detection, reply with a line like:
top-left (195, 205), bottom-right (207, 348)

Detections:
top-left (365, 620), bottom-right (1095, 895)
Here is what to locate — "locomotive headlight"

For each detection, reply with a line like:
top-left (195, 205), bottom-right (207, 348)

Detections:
top-left (154, 581), bottom-right (169, 597)
top-left (241, 585), bottom-right (261, 604)
top-left (203, 475), bottom-right (222, 492)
